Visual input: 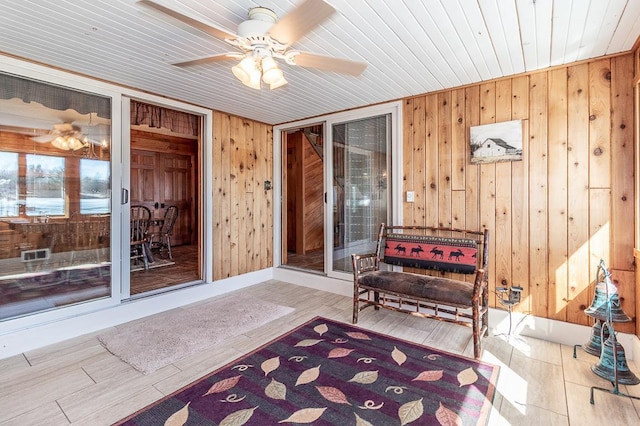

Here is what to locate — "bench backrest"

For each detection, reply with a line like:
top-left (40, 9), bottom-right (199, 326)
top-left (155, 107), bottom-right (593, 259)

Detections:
top-left (377, 224), bottom-right (488, 275)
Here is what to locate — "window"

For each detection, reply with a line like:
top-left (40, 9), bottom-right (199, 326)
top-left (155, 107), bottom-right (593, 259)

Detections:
top-left (0, 151), bottom-right (18, 217)
top-left (80, 159), bottom-right (110, 214)
top-left (25, 154), bottom-right (65, 217)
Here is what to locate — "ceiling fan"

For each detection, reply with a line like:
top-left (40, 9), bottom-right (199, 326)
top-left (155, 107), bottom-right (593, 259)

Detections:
top-left (139, 0), bottom-right (367, 90)
top-left (33, 122), bottom-right (107, 151)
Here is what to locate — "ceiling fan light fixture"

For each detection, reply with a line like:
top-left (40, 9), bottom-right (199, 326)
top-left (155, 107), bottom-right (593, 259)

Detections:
top-left (51, 135), bottom-right (86, 151)
top-left (232, 56), bottom-right (258, 83)
top-left (261, 57), bottom-right (284, 85)
top-left (269, 75), bottom-right (288, 90)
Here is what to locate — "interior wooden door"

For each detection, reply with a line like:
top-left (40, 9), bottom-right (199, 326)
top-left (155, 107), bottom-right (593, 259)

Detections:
top-left (131, 148), bottom-right (194, 246)
top-left (159, 153), bottom-right (193, 246)
top-left (130, 149), bottom-right (157, 213)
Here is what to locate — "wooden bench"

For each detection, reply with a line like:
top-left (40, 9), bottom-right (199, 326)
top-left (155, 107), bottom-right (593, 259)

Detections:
top-left (351, 223), bottom-right (489, 358)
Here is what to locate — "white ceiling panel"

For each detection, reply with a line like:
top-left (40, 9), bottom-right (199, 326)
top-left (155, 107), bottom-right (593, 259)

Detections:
top-left (0, 0), bottom-right (638, 125)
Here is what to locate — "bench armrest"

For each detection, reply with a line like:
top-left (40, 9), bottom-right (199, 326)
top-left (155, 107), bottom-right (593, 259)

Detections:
top-left (352, 252), bottom-right (379, 281)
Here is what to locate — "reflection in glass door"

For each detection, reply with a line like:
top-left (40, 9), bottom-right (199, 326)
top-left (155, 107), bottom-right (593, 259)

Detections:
top-left (0, 73), bottom-right (112, 320)
top-left (331, 115), bottom-right (390, 274)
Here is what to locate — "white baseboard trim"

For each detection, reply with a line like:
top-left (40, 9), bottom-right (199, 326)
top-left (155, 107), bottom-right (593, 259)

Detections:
top-left (488, 308), bottom-right (639, 361)
top-left (0, 268), bottom-right (274, 360)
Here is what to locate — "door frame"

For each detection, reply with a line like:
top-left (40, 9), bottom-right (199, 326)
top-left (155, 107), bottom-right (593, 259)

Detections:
top-left (119, 96), bottom-right (212, 299)
top-left (273, 101), bottom-right (403, 278)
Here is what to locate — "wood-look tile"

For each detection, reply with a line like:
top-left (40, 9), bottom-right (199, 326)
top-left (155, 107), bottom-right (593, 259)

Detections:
top-left (24, 340), bottom-right (107, 369)
top-left (69, 388), bottom-right (165, 426)
top-left (507, 352), bottom-right (567, 415)
top-left (514, 335), bottom-right (562, 365)
top-left (494, 399), bottom-right (569, 425)
top-left (1, 401), bottom-right (70, 426)
top-left (57, 364), bottom-right (180, 423)
top-left (565, 381), bottom-right (640, 426)
top-left (0, 353), bottom-right (30, 380)
top-left (422, 321), bottom-right (471, 354)
top-left (0, 368), bottom-right (94, 423)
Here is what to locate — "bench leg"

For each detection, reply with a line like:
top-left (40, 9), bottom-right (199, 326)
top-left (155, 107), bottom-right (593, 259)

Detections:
top-left (374, 291), bottom-right (380, 310)
top-left (353, 285), bottom-right (359, 324)
top-left (472, 303), bottom-right (481, 359)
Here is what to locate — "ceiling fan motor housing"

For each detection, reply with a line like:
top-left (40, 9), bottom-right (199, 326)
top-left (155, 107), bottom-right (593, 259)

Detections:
top-left (237, 7), bottom-right (277, 38)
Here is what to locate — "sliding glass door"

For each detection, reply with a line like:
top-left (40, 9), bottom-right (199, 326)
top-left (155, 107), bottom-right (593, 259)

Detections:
top-left (0, 72), bottom-right (112, 320)
top-left (328, 114), bottom-right (391, 276)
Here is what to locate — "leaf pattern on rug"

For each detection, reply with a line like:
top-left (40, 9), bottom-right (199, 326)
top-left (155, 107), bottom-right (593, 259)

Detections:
top-left (265, 378), bottom-right (287, 400)
top-left (436, 402), bottom-right (463, 426)
top-left (345, 331), bottom-right (371, 340)
top-left (398, 398), bottom-right (424, 425)
top-left (315, 386), bottom-right (351, 405)
top-left (354, 413), bottom-right (375, 426)
top-left (203, 375), bottom-right (241, 396)
top-left (278, 407), bottom-right (327, 424)
top-left (219, 407), bottom-right (258, 426)
top-left (412, 370), bottom-right (444, 382)
top-left (295, 365), bottom-right (321, 386)
top-left (348, 370), bottom-right (379, 384)
top-left (392, 346), bottom-right (407, 365)
top-left (328, 347), bottom-right (354, 358)
top-left (120, 318), bottom-right (498, 426)
top-left (457, 367), bottom-right (478, 387)
top-left (165, 401), bottom-right (190, 426)
top-left (314, 323), bottom-right (328, 336)
top-left (261, 356), bottom-right (280, 376)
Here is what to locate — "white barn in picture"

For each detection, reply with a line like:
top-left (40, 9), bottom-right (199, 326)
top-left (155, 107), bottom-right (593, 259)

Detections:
top-left (470, 120), bottom-right (523, 164)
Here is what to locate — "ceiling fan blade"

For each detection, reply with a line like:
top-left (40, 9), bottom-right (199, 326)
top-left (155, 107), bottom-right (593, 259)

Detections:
top-left (32, 134), bottom-right (55, 143)
top-left (173, 53), bottom-right (241, 67)
top-left (138, 0), bottom-right (237, 41)
top-left (293, 52), bottom-right (367, 76)
top-left (269, 0), bottom-right (335, 46)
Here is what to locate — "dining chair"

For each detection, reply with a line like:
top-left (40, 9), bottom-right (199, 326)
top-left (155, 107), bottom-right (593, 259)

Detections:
top-left (150, 205), bottom-right (178, 260)
top-left (130, 205), bottom-right (152, 270)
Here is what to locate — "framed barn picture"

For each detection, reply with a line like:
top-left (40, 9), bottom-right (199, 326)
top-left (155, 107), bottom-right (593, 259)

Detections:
top-left (470, 119), bottom-right (523, 164)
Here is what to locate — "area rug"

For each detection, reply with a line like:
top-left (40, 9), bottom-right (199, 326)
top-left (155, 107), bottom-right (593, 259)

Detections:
top-left (97, 295), bottom-right (295, 374)
top-left (116, 317), bottom-right (498, 425)
top-left (130, 258), bottom-right (175, 272)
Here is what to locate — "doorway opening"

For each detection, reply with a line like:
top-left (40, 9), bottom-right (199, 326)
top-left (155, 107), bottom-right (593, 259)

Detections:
top-left (128, 101), bottom-right (201, 295)
top-left (282, 124), bottom-right (325, 273)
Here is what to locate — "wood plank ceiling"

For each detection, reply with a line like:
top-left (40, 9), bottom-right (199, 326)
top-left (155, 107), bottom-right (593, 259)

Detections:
top-left (0, 0), bottom-right (639, 125)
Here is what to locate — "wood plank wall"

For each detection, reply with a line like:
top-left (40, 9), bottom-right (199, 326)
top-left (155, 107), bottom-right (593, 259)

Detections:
top-left (212, 111), bottom-right (273, 280)
top-left (403, 53), bottom-right (636, 333)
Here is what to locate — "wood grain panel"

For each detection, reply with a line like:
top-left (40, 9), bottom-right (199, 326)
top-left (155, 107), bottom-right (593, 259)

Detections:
top-left (610, 54), bottom-right (635, 272)
top-left (494, 79), bottom-right (512, 307)
top-left (547, 67), bottom-right (569, 321)
top-left (211, 112), bottom-right (272, 280)
top-left (402, 99), bottom-right (414, 226)
top-left (566, 63), bottom-right (591, 327)
top-left (424, 95), bottom-right (438, 227)
top-left (400, 53), bottom-right (635, 333)
top-left (437, 91), bottom-right (452, 227)
top-left (529, 72), bottom-right (549, 319)
top-left (510, 75), bottom-right (530, 312)
top-left (479, 82), bottom-right (497, 305)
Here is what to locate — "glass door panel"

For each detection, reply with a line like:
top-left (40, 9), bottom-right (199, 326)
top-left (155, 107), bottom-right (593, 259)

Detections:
top-left (331, 114), bottom-right (389, 274)
top-left (0, 73), bottom-right (112, 320)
